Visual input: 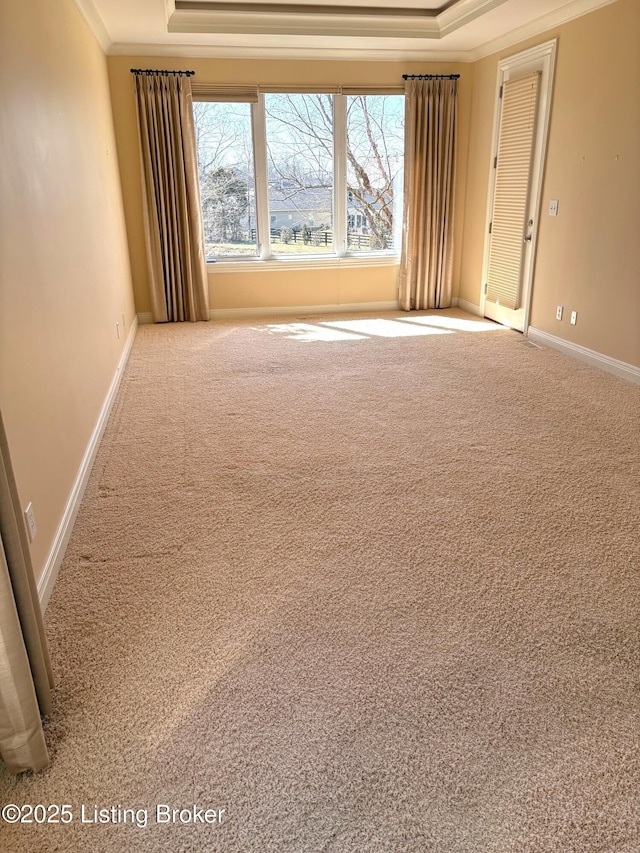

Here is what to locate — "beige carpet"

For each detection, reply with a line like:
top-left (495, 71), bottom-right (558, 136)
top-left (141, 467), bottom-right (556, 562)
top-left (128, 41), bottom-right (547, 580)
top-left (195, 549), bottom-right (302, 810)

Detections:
top-left (1, 309), bottom-right (639, 852)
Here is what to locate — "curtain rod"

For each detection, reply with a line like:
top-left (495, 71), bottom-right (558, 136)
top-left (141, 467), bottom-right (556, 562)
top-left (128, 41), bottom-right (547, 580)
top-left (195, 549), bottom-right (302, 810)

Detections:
top-left (130, 69), bottom-right (195, 77)
top-left (402, 74), bottom-right (460, 80)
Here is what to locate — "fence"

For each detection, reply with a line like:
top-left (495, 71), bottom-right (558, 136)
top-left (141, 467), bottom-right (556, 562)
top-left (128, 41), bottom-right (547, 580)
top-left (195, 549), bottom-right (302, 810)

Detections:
top-left (246, 229), bottom-right (392, 250)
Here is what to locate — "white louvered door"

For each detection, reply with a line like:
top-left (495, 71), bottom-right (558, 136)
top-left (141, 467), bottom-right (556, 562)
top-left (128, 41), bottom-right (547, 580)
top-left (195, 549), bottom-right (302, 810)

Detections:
top-left (484, 72), bottom-right (540, 331)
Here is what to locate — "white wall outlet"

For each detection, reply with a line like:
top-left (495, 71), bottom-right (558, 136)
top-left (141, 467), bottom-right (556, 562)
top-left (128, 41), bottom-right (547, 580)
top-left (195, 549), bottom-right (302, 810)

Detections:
top-left (570, 310), bottom-right (578, 325)
top-left (549, 199), bottom-right (559, 216)
top-left (24, 502), bottom-right (37, 542)
top-left (116, 322), bottom-right (121, 339)
top-left (556, 305), bottom-right (563, 320)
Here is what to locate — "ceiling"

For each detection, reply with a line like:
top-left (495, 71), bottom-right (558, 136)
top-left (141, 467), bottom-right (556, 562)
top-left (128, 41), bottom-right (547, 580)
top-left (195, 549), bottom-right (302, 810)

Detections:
top-left (75, 0), bottom-right (618, 61)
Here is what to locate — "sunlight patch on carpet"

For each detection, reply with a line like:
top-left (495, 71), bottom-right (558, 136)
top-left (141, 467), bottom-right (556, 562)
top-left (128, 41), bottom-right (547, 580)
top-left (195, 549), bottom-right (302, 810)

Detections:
top-left (264, 323), bottom-right (364, 342)
top-left (395, 315), bottom-right (509, 333)
top-left (262, 315), bottom-right (509, 343)
top-left (319, 319), bottom-right (453, 338)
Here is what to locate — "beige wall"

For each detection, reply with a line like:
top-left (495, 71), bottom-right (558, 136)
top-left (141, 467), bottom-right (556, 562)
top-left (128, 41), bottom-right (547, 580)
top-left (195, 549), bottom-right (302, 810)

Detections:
top-left (107, 56), bottom-right (472, 314)
top-left (210, 263), bottom-right (398, 312)
top-left (460, 0), bottom-right (640, 366)
top-left (0, 0), bottom-right (136, 583)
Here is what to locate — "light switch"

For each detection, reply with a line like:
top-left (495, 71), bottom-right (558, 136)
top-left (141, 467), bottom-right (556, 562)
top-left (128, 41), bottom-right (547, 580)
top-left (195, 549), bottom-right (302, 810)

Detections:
top-left (549, 199), bottom-right (559, 216)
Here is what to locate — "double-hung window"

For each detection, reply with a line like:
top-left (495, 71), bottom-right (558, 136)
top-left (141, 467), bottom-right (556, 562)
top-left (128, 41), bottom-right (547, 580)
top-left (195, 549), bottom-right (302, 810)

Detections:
top-left (192, 86), bottom-right (405, 263)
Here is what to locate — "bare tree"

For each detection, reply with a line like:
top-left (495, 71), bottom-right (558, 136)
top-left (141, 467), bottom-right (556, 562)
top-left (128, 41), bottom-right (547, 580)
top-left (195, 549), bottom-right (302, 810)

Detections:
top-left (192, 102), bottom-right (248, 179)
top-left (346, 95), bottom-right (404, 248)
top-left (265, 93), bottom-right (333, 191)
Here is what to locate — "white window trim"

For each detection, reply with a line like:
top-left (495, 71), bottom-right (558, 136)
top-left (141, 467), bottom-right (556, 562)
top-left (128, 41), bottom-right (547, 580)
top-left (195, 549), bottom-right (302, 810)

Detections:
top-left (195, 92), bottom-right (404, 267)
top-left (252, 95), bottom-right (271, 261)
top-left (333, 94), bottom-right (347, 258)
top-left (207, 254), bottom-right (399, 273)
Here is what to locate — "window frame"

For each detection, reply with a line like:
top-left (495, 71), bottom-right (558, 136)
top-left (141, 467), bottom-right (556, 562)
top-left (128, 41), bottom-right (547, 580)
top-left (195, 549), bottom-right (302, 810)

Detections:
top-left (193, 91), bottom-right (404, 268)
top-left (192, 98), bottom-right (260, 261)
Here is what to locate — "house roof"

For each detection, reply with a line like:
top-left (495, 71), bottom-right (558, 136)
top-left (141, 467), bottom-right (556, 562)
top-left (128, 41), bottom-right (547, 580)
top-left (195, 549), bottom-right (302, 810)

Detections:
top-left (269, 186), bottom-right (332, 213)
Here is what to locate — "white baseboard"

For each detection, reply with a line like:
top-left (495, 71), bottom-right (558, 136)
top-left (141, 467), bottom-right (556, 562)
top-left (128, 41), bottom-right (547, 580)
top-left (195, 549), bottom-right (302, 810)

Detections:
top-left (140, 302), bottom-right (487, 322)
top-left (209, 301), bottom-right (400, 320)
top-left (527, 327), bottom-right (640, 385)
top-left (38, 317), bottom-right (139, 611)
top-left (456, 298), bottom-right (482, 317)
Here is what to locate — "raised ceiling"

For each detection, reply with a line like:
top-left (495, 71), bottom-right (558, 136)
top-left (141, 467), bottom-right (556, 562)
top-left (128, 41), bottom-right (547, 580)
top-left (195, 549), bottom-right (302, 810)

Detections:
top-left (75, 0), bottom-right (618, 60)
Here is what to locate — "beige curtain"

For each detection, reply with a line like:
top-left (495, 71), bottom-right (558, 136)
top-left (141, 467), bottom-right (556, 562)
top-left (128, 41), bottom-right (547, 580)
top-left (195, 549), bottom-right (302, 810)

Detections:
top-left (0, 412), bottom-right (53, 773)
top-left (134, 73), bottom-right (209, 322)
top-left (398, 78), bottom-right (458, 311)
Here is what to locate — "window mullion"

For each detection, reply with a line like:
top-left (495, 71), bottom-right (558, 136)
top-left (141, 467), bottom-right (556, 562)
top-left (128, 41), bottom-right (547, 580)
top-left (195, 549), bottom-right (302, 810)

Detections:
top-left (252, 95), bottom-right (272, 260)
top-left (333, 95), bottom-right (347, 258)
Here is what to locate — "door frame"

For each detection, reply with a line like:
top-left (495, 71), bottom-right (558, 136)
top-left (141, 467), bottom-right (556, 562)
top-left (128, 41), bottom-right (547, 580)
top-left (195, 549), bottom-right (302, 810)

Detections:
top-left (479, 39), bottom-right (557, 332)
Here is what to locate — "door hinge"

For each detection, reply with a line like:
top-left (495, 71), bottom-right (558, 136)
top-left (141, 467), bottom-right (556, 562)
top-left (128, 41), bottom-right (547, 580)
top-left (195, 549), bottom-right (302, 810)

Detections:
top-left (484, 282), bottom-right (488, 295)
top-left (489, 221), bottom-right (492, 234)
top-left (499, 84), bottom-right (503, 98)
top-left (493, 156), bottom-right (497, 169)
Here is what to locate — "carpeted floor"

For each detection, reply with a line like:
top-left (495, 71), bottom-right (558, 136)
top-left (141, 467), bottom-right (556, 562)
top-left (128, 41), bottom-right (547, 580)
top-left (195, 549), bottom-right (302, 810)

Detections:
top-left (1, 309), bottom-right (639, 852)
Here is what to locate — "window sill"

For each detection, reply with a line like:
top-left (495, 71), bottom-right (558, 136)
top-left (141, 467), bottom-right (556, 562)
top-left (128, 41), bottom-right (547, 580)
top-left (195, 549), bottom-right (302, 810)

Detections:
top-left (207, 254), bottom-right (400, 273)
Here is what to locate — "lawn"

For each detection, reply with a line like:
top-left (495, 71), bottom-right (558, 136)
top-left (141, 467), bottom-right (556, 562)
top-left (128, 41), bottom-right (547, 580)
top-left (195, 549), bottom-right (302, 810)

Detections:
top-left (205, 239), bottom-right (335, 259)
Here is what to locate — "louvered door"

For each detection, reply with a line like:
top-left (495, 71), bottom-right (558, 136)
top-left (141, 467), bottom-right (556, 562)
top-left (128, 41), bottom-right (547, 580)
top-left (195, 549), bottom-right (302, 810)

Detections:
top-left (485, 72), bottom-right (540, 329)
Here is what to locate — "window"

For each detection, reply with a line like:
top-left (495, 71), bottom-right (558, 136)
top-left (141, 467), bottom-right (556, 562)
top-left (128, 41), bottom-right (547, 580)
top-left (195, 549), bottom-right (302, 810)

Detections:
top-left (192, 101), bottom-right (257, 258)
top-left (346, 95), bottom-right (405, 253)
top-left (193, 91), bottom-right (404, 263)
top-left (265, 93), bottom-right (334, 254)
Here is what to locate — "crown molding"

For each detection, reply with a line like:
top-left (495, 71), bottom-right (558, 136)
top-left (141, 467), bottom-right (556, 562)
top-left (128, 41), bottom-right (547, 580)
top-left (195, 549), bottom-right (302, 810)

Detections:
top-left (73, 0), bottom-right (112, 51)
top-left (469, 0), bottom-right (621, 61)
top-left (107, 42), bottom-right (469, 62)
top-left (168, 0), bottom-right (512, 40)
top-left (438, 0), bottom-right (509, 36)
top-left (169, 7), bottom-right (440, 40)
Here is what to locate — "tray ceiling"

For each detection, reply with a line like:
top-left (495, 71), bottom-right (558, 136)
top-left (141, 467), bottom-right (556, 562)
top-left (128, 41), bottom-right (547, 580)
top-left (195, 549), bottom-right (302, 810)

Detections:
top-left (75, 0), bottom-right (619, 60)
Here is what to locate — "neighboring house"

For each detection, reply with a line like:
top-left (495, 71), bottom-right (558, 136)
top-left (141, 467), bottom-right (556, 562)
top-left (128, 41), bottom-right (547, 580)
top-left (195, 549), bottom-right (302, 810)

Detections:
top-left (267, 186), bottom-right (393, 237)
top-left (347, 190), bottom-right (393, 235)
top-left (268, 185), bottom-right (332, 231)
